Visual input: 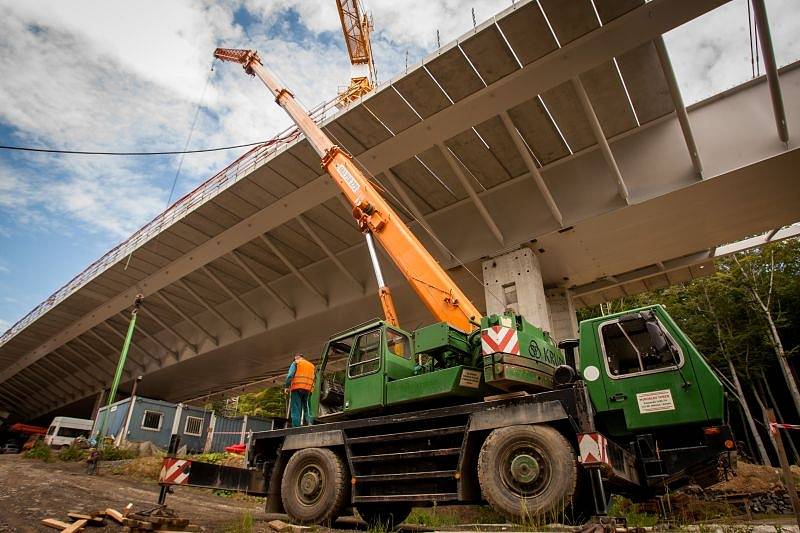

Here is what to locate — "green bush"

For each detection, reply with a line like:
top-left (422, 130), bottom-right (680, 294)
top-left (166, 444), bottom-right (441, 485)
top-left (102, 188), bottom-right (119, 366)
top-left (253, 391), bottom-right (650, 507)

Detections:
top-left (190, 452), bottom-right (229, 464)
top-left (99, 446), bottom-right (136, 461)
top-left (57, 444), bottom-right (87, 462)
top-left (24, 441), bottom-right (53, 461)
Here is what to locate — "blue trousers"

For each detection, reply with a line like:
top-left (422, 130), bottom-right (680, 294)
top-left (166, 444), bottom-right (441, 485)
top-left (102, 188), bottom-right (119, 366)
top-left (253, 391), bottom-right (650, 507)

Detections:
top-left (289, 390), bottom-right (313, 427)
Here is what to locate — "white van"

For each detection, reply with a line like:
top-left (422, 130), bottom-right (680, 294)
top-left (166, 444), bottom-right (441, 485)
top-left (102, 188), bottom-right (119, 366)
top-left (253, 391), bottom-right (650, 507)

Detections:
top-left (45, 417), bottom-right (93, 447)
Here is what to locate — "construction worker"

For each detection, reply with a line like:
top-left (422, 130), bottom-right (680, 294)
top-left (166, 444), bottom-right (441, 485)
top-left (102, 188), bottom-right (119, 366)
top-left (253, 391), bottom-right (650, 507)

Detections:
top-left (284, 353), bottom-right (315, 427)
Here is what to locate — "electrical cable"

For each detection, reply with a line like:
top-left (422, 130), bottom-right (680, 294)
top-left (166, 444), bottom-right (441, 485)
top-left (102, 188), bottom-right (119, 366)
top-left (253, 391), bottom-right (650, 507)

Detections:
top-left (0, 139), bottom-right (280, 156)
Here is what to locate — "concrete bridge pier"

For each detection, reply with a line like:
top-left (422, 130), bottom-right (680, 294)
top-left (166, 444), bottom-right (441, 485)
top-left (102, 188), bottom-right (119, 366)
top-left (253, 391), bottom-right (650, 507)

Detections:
top-left (482, 248), bottom-right (578, 341)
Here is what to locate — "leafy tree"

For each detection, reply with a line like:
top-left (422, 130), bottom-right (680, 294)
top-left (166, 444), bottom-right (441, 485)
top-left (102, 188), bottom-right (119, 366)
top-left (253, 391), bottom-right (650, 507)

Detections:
top-left (233, 387), bottom-right (287, 418)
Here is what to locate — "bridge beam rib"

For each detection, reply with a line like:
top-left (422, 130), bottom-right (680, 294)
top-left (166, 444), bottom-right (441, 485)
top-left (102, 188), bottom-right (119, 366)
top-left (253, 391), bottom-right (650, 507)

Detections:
top-left (139, 306), bottom-right (198, 354)
top-left (149, 295), bottom-right (218, 348)
top-left (229, 251), bottom-right (295, 316)
top-left (499, 111), bottom-right (563, 226)
top-left (654, 37), bottom-right (704, 178)
top-left (259, 234), bottom-right (327, 305)
top-left (296, 215), bottom-right (364, 291)
top-left (436, 143), bottom-right (504, 244)
top-left (571, 77), bottom-right (630, 204)
top-left (751, 0), bottom-right (789, 143)
top-left (201, 265), bottom-right (267, 328)
top-left (177, 280), bottom-right (242, 337)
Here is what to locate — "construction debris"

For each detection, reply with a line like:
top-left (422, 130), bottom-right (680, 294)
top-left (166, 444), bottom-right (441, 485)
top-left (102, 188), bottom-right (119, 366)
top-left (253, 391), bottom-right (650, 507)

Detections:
top-left (41, 505), bottom-right (202, 532)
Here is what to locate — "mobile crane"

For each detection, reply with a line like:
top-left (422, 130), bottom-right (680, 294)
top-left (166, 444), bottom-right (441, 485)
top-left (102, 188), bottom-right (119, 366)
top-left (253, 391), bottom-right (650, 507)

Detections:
top-left (157, 48), bottom-right (736, 528)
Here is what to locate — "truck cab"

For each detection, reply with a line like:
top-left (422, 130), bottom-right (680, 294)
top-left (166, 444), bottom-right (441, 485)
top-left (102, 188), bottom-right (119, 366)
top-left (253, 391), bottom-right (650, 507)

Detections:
top-left (575, 305), bottom-right (729, 487)
top-left (577, 305), bottom-right (724, 435)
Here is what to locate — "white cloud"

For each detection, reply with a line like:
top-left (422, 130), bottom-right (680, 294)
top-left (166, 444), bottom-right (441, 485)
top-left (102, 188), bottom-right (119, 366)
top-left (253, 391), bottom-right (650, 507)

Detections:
top-left (664, 0), bottom-right (800, 104)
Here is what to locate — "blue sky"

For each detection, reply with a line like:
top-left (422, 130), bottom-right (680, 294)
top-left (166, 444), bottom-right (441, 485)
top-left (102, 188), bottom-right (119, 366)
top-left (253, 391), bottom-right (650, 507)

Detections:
top-left (0, 0), bottom-right (798, 334)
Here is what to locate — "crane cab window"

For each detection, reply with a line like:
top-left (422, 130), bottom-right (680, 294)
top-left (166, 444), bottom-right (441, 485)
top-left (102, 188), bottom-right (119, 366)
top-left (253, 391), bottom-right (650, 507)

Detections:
top-left (348, 330), bottom-right (381, 378)
top-left (386, 329), bottom-right (411, 359)
top-left (600, 313), bottom-right (683, 378)
top-left (318, 336), bottom-right (354, 417)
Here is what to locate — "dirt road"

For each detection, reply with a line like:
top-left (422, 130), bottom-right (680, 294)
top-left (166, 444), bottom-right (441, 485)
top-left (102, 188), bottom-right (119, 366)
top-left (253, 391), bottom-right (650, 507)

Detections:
top-left (0, 454), bottom-right (266, 532)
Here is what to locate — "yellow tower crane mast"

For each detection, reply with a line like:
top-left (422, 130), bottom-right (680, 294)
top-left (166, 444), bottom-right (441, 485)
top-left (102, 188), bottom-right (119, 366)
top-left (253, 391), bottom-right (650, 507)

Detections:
top-left (335, 0), bottom-right (376, 107)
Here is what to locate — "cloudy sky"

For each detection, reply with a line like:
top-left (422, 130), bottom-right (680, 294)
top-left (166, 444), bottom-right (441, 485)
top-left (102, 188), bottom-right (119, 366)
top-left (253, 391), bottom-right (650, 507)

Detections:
top-left (0, 0), bottom-right (797, 333)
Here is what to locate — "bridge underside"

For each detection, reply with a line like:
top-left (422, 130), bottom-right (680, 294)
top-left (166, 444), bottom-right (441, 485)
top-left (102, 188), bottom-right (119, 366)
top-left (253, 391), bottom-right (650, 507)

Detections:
top-left (1, 0), bottom-right (798, 421)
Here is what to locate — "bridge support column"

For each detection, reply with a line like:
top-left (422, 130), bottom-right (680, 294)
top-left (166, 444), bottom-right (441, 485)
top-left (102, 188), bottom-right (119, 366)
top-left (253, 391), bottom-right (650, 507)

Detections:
top-left (482, 248), bottom-right (550, 332)
top-left (545, 288), bottom-right (579, 341)
top-left (482, 248), bottom-right (579, 343)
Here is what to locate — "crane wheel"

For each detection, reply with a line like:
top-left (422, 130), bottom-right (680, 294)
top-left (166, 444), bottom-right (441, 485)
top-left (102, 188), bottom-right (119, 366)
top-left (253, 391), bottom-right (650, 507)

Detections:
top-left (478, 424), bottom-right (576, 523)
top-left (281, 447), bottom-right (348, 524)
top-left (356, 503), bottom-right (412, 531)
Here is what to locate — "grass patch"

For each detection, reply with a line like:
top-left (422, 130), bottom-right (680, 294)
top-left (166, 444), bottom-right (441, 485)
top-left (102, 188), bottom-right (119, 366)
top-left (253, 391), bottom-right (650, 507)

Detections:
top-left (406, 506), bottom-right (461, 528)
top-left (223, 512), bottom-right (254, 532)
top-left (405, 505), bottom-right (507, 527)
top-left (607, 496), bottom-right (659, 528)
top-left (109, 455), bottom-right (163, 480)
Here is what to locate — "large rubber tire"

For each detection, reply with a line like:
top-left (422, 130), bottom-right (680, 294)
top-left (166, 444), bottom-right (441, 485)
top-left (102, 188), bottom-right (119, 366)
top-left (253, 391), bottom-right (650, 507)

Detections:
top-left (477, 425), bottom-right (577, 523)
top-left (356, 503), bottom-right (412, 531)
top-left (280, 448), bottom-right (348, 524)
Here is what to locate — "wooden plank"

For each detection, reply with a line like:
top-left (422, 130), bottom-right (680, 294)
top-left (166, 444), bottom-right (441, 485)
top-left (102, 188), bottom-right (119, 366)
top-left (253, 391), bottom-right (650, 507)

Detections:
top-left (122, 518), bottom-right (153, 530)
top-left (63, 519), bottom-right (88, 533)
top-left (41, 518), bottom-right (71, 530)
top-left (68, 512), bottom-right (104, 525)
top-left (105, 508), bottom-right (125, 524)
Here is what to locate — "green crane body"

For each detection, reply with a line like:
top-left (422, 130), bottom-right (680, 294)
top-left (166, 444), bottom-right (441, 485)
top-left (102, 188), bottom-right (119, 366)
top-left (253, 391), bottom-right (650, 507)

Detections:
top-left (311, 304), bottom-right (724, 440)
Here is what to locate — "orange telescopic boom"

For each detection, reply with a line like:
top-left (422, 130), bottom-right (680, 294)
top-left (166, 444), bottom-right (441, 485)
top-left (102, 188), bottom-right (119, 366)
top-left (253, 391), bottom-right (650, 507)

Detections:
top-left (214, 48), bottom-right (481, 332)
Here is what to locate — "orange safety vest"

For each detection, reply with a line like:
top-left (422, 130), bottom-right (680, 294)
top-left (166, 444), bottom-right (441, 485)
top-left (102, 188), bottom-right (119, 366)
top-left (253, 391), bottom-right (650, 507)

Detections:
top-left (290, 358), bottom-right (315, 391)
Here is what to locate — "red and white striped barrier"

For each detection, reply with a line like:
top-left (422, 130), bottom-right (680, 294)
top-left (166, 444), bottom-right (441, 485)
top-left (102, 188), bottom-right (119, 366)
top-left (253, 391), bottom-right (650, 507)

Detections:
top-left (159, 458), bottom-right (191, 485)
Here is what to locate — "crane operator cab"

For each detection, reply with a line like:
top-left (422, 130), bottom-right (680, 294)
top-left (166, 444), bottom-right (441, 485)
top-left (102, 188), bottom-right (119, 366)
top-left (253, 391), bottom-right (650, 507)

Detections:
top-left (309, 311), bottom-right (567, 421)
top-left (311, 319), bottom-right (493, 420)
